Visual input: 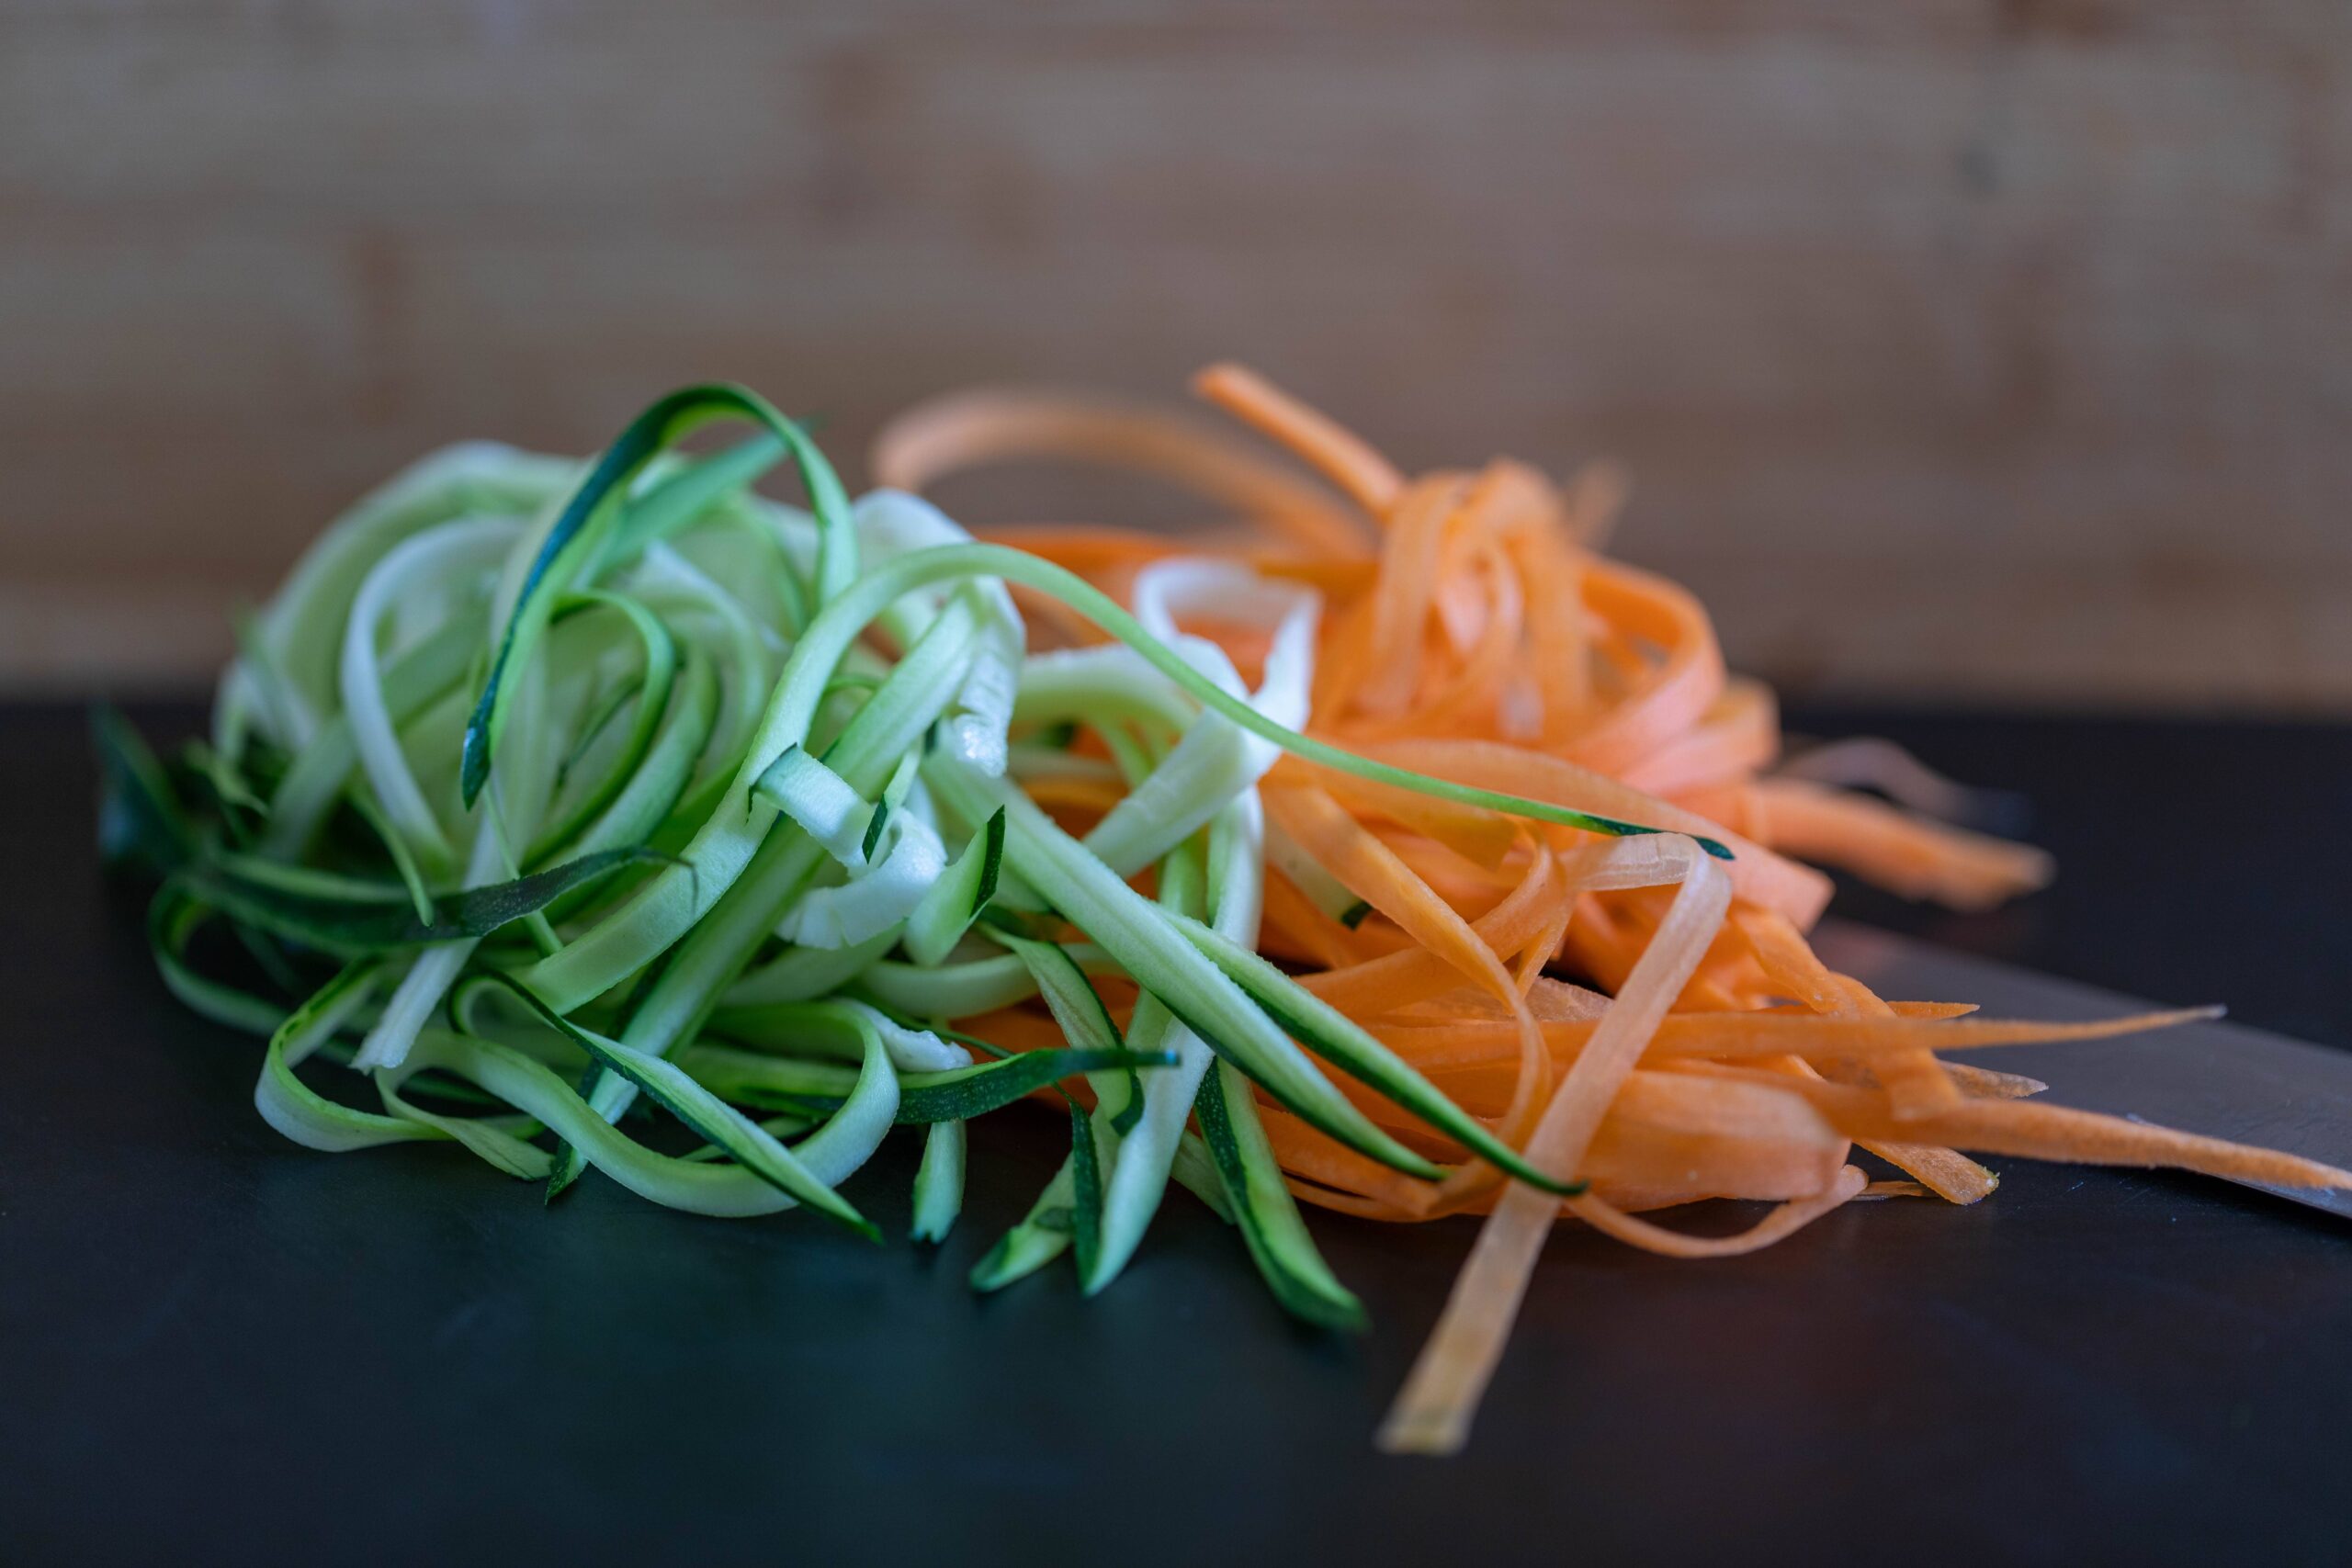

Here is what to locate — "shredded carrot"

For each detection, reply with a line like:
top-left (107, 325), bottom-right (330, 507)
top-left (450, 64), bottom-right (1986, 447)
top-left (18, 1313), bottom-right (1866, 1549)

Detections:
top-left (1684, 1063), bottom-right (2352, 1190)
top-left (1192, 362), bottom-right (1404, 517)
top-left (1946, 1061), bottom-right (2049, 1100)
top-left (868, 384), bottom-right (1372, 558)
top-left (871, 363), bottom-right (2340, 1456)
top-left (1859, 1179), bottom-right (1935, 1200)
top-left (1746, 775), bottom-right (2054, 910)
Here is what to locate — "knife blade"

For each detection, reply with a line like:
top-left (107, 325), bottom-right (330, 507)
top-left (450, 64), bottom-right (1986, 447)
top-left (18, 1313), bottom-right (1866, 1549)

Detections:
top-left (1809, 919), bottom-right (2352, 1220)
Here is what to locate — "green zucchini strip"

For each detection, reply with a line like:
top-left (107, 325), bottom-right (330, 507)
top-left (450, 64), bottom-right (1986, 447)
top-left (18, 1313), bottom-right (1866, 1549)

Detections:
top-left (901, 809), bottom-right (1004, 967)
top-left (680, 1042), bottom-right (1170, 1126)
top-left (989, 930), bottom-right (1143, 1134)
top-left (854, 942), bottom-right (1121, 1019)
top-left (537, 596), bottom-right (981, 1194)
top-left (969, 1160), bottom-right (1078, 1292)
top-left (524, 592), bottom-right (679, 864)
top-left (460, 974), bottom-right (881, 1237)
top-left (342, 514), bottom-right (523, 874)
top-left (925, 757), bottom-right (1449, 1184)
top-left (1195, 1055), bottom-right (1367, 1332)
top-left (910, 1120), bottom-right (967, 1244)
top-left (1164, 910), bottom-right (1589, 1198)
top-left (401, 1028), bottom-right (894, 1219)
top-left (463, 384), bottom-right (853, 807)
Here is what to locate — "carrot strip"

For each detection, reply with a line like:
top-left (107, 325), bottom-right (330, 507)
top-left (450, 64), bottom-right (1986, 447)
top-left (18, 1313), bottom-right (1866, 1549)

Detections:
top-left (1617, 679), bottom-right (1781, 799)
top-left (1491, 468), bottom-right (1594, 736)
top-left (1301, 847), bottom-right (1573, 1017)
top-left (1774, 736), bottom-right (1997, 825)
top-left (1368, 1004), bottom-right (2217, 1077)
top-left (1266, 784), bottom-right (1557, 1172)
top-left (1353, 737), bottom-right (1832, 926)
top-left (1344, 528), bottom-right (1528, 742)
top-left (1381, 837), bottom-right (1730, 1455)
top-left (1272, 755), bottom-right (1521, 868)
top-left (1193, 363), bottom-right (1406, 517)
top-left (1860, 1180), bottom-right (1935, 1200)
top-left (1556, 564), bottom-right (1726, 779)
top-left (1566, 1165), bottom-right (1867, 1259)
top-left (1690, 1065), bottom-right (2352, 1190)
top-left (869, 386), bottom-right (1370, 557)
top-left (1747, 776), bottom-right (2054, 911)
top-left (1351, 475), bottom-right (1469, 716)
top-left (1737, 907), bottom-right (1960, 1120)
top-left (1946, 1062), bottom-right (2048, 1100)
top-left (1259, 867), bottom-right (1381, 972)
top-left (1269, 1071), bottom-right (1849, 1218)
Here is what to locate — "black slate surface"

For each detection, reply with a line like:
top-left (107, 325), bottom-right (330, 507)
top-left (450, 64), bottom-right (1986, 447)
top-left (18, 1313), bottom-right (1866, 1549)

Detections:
top-left (6, 701), bottom-right (2349, 1566)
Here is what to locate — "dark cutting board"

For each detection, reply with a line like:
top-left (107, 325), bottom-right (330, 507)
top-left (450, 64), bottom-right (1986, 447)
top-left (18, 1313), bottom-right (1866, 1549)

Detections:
top-left (6, 702), bottom-right (2349, 1566)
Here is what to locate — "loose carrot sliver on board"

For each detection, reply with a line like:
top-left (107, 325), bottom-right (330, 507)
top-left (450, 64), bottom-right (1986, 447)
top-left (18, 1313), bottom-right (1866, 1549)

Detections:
top-left (865, 362), bottom-right (2344, 1456)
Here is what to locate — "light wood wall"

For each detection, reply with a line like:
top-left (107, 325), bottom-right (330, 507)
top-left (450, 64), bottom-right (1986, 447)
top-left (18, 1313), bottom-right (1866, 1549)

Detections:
top-left (5, 2), bottom-right (2348, 705)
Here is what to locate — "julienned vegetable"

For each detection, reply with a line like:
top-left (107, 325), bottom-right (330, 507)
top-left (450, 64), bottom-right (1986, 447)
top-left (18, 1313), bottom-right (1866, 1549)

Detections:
top-left (102, 367), bottom-right (2351, 1460)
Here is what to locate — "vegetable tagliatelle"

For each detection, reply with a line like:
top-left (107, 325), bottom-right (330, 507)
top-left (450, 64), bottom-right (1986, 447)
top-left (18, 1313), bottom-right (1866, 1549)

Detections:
top-left (98, 365), bottom-right (2351, 1459)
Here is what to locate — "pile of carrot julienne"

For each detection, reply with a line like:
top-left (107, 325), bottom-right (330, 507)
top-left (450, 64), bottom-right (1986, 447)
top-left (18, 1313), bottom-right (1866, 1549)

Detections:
top-left (874, 364), bottom-right (2351, 1453)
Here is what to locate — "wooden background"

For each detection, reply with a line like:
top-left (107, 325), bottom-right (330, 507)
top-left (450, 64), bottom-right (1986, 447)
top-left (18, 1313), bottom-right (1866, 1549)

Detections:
top-left (4, 1), bottom-right (2347, 705)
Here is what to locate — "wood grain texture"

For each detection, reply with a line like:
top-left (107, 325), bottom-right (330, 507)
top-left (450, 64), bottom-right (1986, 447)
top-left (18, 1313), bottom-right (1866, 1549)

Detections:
top-left (2, 2), bottom-right (2346, 704)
